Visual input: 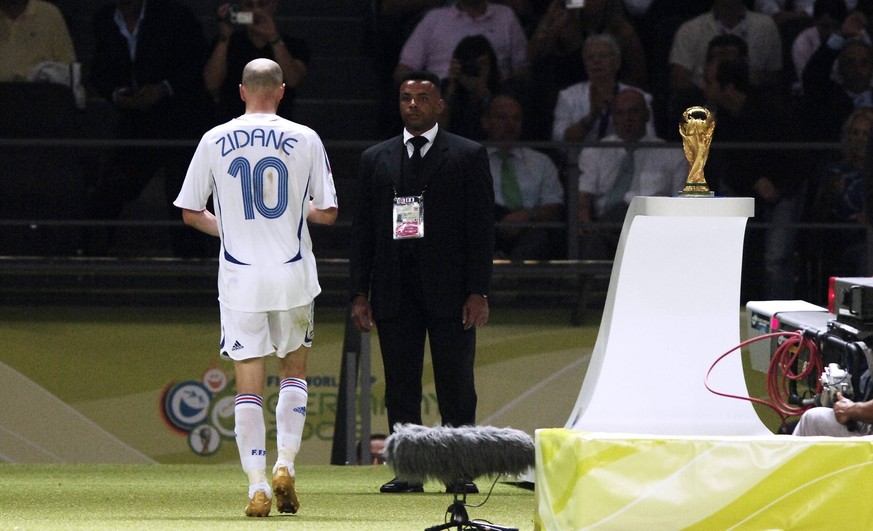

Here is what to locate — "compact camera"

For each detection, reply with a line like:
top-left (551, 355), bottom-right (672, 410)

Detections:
top-left (565, 0), bottom-right (585, 8)
top-left (229, 4), bottom-right (253, 24)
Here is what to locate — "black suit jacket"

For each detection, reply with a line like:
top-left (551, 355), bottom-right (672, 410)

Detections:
top-left (350, 129), bottom-right (495, 320)
top-left (90, 0), bottom-right (213, 138)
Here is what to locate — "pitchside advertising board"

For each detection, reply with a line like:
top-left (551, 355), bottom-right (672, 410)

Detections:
top-left (159, 366), bottom-right (356, 460)
top-left (2, 307), bottom-right (454, 465)
top-left (157, 362), bottom-right (351, 462)
top-left (157, 358), bottom-right (445, 464)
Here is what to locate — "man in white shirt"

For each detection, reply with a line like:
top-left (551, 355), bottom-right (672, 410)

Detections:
top-left (577, 88), bottom-right (685, 259)
top-left (174, 58), bottom-right (338, 518)
top-left (551, 33), bottom-right (654, 144)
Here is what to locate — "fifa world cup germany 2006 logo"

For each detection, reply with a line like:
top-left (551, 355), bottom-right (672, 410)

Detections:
top-left (679, 106), bottom-right (716, 197)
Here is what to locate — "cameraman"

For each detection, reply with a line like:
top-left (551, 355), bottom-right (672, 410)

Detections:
top-left (793, 392), bottom-right (873, 436)
top-left (203, 0), bottom-right (310, 123)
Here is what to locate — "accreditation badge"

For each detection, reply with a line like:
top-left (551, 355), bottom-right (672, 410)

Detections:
top-left (393, 195), bottom-right (424, 239)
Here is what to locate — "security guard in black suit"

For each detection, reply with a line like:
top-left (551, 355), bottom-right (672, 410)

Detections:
top-left (350, 70), bottom-right (494, 494)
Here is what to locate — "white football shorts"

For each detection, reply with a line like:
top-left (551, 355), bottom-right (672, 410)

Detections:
top-left (219, 301), bottom-right (314, 361)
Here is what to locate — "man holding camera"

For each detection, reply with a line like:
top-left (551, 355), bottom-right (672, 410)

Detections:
top-left (204, 0), bottom-right (310, 123)
top-left (793, 392), bottom-right (873, 436)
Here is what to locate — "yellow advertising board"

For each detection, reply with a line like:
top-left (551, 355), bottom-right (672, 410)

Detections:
top-left (536, 429), bottom-right (873, 530)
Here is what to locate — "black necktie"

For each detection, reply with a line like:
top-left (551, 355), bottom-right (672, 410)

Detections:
top-left (407, 136), bottom-right (428, 190)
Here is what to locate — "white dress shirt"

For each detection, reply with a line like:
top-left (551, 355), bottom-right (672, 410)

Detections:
top-left (577, 133), bottom-right (686, 218)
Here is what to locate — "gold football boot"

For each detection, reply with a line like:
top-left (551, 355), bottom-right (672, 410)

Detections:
top-left (244, 490), bottom-right (271, 517)
top-left (272, 466), bottom-right (299, 514)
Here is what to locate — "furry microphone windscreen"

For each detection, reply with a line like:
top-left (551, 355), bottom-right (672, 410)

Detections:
top-left (383, 424), bottom-right (535, 485)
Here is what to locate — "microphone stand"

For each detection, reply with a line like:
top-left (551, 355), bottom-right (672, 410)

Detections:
top-left (425, 487), bottom-right (518, 531)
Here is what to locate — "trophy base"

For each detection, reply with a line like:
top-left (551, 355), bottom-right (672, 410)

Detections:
top-left (679, 183), bottom-right (715, 197)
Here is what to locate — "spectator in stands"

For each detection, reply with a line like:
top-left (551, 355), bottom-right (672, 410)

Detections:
top-left (802, 11), bottom-right (873, 141)
top-left (669, 0), bottom-right (783, 95)
top-left (551, 33), bottom-right (654, 144)
top-left (523, 0), bottom-right (646, 139)
top-left (85, 0), bottom-right (215, 257)
top-left (0, 0), bottom-right (76, 82)
top-left (666, 34), bottom-right (750, 141)
top-left (703, 58), bottom-right (802, 300)
top-left (394, 0), bottom-right (528, 83)
top-left (527, 0), bottom-right (647, 87)
top-left (808, 107), bottom-right (873, 276)
top-left (791, 0), bottom-right (854, 95)
top-left (440, 35), bottom-right (501, 141)
top-left (483, 92), bottom-right (565, 259)
top-left (551, 33), bottom-right (654, 200)
top-left (204, 0), bottom-right (309, 124)
top-left (576, 88), bottom-right (685, 260)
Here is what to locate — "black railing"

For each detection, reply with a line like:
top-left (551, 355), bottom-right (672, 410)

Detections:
top-left (1, 136), bottom-right (868, 307)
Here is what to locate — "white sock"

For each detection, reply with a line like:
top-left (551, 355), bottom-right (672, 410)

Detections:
top-left (234, 394), bottom-right (268, 487)
top-left (274, 378), bottom-right (307, 474)
top-left (247, 481), bottom-right (271, 499)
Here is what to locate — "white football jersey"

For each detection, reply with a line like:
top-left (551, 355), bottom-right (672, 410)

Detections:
top-left (174, 113), bottom-right (338, 312)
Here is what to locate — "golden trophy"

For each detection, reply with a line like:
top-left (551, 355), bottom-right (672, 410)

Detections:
top-left (679, 106), bottom-right (716, 197)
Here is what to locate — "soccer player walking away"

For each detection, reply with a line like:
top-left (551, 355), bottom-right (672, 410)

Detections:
top-left (174, 58), bottom-right (338, 517)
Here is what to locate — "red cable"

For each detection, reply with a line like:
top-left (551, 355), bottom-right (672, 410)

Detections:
top-left (766, 332), bottom-right (822, 418)
top-left (704, 330), bottom-right (822, 430)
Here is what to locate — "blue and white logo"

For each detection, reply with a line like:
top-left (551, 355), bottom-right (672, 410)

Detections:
top-left (164, 381), bottom-right (212, 431)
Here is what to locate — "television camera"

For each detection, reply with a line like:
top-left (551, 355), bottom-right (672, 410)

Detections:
top-left (747, 277), bottom-right (873, 412)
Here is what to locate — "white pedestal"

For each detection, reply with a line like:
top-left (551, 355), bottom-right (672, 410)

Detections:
top-left (565, 196), bottom-right (768, 435)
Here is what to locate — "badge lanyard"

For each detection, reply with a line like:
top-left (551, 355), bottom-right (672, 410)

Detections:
top-left (393, 193), bottom-right (424, 239)
top-left (393, 144), bottom-right (428, 240)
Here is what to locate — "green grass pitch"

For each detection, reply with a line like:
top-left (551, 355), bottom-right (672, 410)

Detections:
top-left (0, 464), bottom-right (536, 530)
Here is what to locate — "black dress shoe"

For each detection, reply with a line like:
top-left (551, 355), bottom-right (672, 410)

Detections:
top-left (380, 477), bottom-right (424, 493)
top-left (445, 480), bottom-right (478, 494)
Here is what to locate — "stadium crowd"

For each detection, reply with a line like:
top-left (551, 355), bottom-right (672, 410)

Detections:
top-left (2, 0), bottom-right (873, 301)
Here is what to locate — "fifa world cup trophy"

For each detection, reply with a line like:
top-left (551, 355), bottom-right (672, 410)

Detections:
top-left (679, 106), bottom-right (716, 197)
